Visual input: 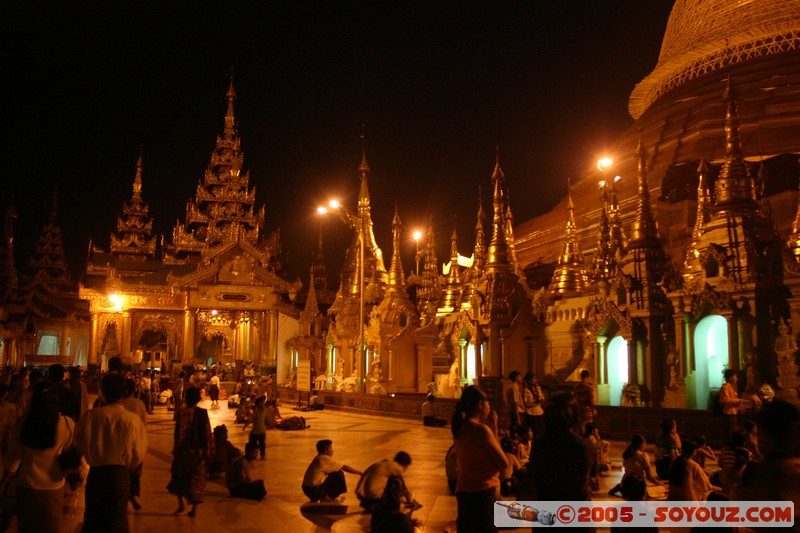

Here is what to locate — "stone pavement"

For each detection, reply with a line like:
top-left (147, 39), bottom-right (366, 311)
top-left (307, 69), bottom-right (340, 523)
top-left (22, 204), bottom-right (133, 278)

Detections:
top-left (10, 399), bottom-right (650, 533)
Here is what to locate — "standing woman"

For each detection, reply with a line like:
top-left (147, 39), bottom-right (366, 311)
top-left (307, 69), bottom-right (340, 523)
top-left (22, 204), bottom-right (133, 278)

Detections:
top-left (452, 385), bottom-right (508, 533)
top-left (3, 381), bottom-right (75, 531)
top-left (172, 370), bottom-right (186, 420)
top-left (168, 387), bottom-right (214, 517)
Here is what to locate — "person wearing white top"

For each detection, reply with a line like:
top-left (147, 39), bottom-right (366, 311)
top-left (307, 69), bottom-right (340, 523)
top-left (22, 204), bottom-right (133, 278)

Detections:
top-left (302, 439), bottom-right (362, 502)
top-left (3, 381), bottom-right (75, 532)
top-left (76, 373), bottom-right (148, 533)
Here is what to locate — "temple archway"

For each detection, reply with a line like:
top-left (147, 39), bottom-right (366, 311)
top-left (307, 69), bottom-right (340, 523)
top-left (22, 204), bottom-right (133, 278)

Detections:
top-left (607, 335), bottom-right (629, 406)
top-left (693, 314), bottom-right (729, 409)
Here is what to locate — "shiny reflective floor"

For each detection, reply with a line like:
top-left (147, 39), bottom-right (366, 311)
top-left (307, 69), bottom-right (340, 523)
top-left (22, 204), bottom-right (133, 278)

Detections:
top-left (9, 399), bottom-right (637, 532)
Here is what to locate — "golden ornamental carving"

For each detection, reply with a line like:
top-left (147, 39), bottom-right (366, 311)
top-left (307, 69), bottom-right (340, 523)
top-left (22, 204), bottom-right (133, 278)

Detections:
top-left (690, 283), bottom-right (731, 317)
top-left (586, 298), bottom-right (632, 338)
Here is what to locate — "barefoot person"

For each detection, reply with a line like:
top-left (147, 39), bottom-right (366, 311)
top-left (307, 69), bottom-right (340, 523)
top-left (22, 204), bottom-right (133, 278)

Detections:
top-left (168, 387), bottom-right (214, 517)
top-left (301, 439), bottom-right (362, 502)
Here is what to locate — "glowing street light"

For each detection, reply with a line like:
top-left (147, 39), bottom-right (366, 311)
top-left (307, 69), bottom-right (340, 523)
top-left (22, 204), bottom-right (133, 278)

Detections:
top-left (597, 156), bottom-right (614, 172)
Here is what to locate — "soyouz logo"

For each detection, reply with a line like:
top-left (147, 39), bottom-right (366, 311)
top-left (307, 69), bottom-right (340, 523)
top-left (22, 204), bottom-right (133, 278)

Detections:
top-left (494, 501), bottom-right (795, 528)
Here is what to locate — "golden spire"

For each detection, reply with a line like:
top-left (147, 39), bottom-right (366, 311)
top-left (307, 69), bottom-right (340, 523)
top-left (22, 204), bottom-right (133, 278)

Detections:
top-left (417, 219), bottom-right (440, 321)
top-left (302, 263), bottom-right (320, 319)
top-left (486, 149), bottom-right (512, 271)
top-left (628, 137), bottom-right (660, 248)
top-left (357, 125), bottom-right (371, 210)
top-left (713, 76), bottom-right (758, 212)
top-left (377, 205), bottom-right (418, 326)
top-left (788, 161), bottom-right (800, 260)
top-left (549, 180), bottom-right (588, 297)
top-left (224, 71), bottom-right (237, 137)
top-left (387, 205), bottom-right (406, 289)
top-left (133, 145), bottom-right (143, 196)
top-left (684, 159), bottom-right (712, 283)
top-left (438, 223), bottom-right (463, 312)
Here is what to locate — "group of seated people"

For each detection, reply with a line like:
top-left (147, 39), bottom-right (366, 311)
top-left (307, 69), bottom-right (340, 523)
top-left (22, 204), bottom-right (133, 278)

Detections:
top-left (301, 440), bottom-right (422, 532)
top-left (207, 424), bottom-right (267, 501)
top-left (607, 417), bottom-right (766, 502)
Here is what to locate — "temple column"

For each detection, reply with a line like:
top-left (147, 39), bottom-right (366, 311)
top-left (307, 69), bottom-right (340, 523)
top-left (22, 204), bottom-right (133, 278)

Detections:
top-left (121, 311), bottom-right (132, 362)
top-left (627, 337), bottom-right (639, 385)
top-left (268, 311), bottom-right (278, 369)
top-left (89, 314), bottom-right (100, 367)
top-left (596, 335), bottom-right (608, 385)
top-left (729, 314), bottom-right (741, 372)
top-left (473, 326), bottom-right (485, 379)
top-left (675, 313), bottom-right (688, 376)
top-left (458, 339), bottom-right (468, 380)
top-left (182, 309), bottom-right (195, 364)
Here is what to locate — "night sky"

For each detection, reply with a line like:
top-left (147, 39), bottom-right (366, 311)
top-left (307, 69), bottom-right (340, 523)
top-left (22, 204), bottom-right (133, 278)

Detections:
top-left (7, 1), bottom-right (674, 288)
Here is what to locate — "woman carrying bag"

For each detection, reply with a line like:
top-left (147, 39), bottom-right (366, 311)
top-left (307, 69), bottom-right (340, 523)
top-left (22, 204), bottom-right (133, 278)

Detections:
top-left (2, 381), bottom-right (77, 531)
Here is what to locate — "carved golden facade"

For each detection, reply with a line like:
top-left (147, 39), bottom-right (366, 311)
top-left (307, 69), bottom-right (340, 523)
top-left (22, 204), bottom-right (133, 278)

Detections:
top-left (80, 79), bottom-right (298, 375)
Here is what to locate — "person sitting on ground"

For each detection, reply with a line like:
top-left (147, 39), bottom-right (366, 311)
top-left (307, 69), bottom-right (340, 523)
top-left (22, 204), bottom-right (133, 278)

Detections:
top-left (235, 395), bottom-right (253, 425)
top-left (742, 420), bottom-right (761, 461)
top-left (356, 451), bottom-right (416, 512)
top-left (226, 442), bottom-right (267, 501)
top-left (715, 429), bottom-right (748, 496)
top-left (308, 391), bottom-right (324, 410)
top-left (208, 425), bottom-right (243, 476)
top-left (370, 476), bottom-right (416, 533)
top-left (609, 433), bottom-right (660, 497)
top-left (609, 476), bottom-right (658, 533)
top-left (421, 394), bottom-right (447, 427)
top-left (668, 440), bottom-right (720, 501)
top-left (515, 425), bottom-right (533, 465)
top-left (265, 399), bottom-right (282, 429)
top-left (301, 439), bottom-right (363, 502)
top-left (500, 436), bottom-right (524, 498)
top-left (692, 435), bottom-right (716, 473)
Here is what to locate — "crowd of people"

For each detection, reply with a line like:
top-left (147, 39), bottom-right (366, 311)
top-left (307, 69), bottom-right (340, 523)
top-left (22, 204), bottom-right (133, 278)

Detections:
top-left (442, 368), bottom-right (800, 532)
top-left (0, 359), bottom-right (796, 533)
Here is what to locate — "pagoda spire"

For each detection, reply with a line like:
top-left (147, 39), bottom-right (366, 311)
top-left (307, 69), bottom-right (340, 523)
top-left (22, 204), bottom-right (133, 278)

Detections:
top-left (29, 188), bottom-right (72, 293)
top-left (358, 125), bottom-right (371, 207)
top-left (439, 223), bottom-right (464, 312)
top-left (620, 140), bottom-right (670, 311)
top-left (417, 219), bottom-right (440, 322)
top-left (486, 150), bottom-right (512, 271)
top-left (549, 180), bottom-right (588, 297)
top-left (589, 185), bottom-right (613, 283)
top-left (788, 162), bottom-right (800, 261)
top-left (224, 72), bottom-right (237, 138)
top-left (607, 174), bottom-right (627, 262)
top-left (461, 190), bottom-right (487, 313)
top-left (713, 76), bottom-right (758, 213)
top-left (0, 196), bottom-right (18, 300)
top-left (387, 205), bottom-right (406, 289)
top-left (627, 137), bottom-right (660, 249)
top-left (377, 206), bottom-right (418, 326)
top-left (684, 159), bottom-right (713, 284)
top-left (111, 151), bottom-right (156, 259)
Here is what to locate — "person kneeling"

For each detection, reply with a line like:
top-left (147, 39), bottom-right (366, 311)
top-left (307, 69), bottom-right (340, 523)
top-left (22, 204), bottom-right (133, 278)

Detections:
top-left (226, 442), bottom-right (267, 501)
top-left (301, 439), bottom-right (362, 502)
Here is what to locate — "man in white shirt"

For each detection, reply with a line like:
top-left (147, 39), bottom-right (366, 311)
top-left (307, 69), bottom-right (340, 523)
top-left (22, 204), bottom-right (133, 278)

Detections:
top-left (301, 439), bottom-right (362, 502)
top-left (421, 394), bottom-right (447, 427)
top-left (355, 451), bottom-right (415, 511)
top-left (76, 373), bottom-right (148, 533)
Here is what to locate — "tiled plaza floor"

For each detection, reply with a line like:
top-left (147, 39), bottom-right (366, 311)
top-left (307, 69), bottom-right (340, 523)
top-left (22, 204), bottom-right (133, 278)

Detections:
top-left (9, 399), bottom-right (654, 532)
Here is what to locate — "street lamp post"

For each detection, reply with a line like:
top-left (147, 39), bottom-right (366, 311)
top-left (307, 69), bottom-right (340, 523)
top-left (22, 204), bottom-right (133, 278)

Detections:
top-left (413, 230), bottom-right (422, 275)
top-left (318, 201), bottom-right (367, 393)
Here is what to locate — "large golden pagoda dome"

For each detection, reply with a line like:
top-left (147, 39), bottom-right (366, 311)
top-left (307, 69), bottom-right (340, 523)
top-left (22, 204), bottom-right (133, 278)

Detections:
top-left (629, 0), bottom-right (800, 119)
